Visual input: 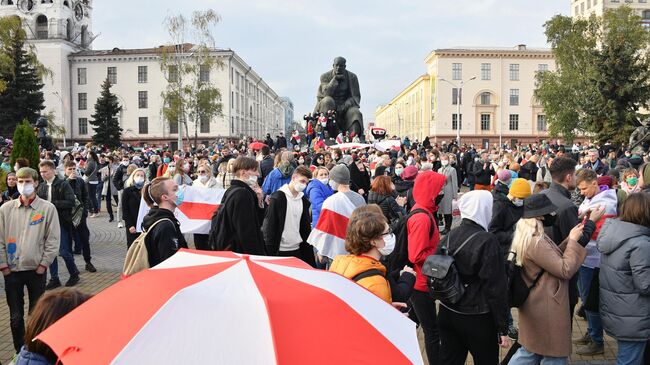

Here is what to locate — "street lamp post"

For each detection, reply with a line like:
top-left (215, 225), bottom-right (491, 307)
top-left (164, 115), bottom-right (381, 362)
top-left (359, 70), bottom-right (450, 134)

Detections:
top-left (439, 76), bottom-right (476, 147)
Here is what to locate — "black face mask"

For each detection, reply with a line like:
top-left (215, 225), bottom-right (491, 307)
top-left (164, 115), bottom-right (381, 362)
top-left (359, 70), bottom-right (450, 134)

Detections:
top-left (542, 213), bottom-right (557, 227)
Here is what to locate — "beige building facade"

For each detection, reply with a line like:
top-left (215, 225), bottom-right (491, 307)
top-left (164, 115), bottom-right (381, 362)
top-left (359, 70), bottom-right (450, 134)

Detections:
top-left (572, 0), bottom-right (650, 23)
top-left (376, 46), bottom-right (555, 147)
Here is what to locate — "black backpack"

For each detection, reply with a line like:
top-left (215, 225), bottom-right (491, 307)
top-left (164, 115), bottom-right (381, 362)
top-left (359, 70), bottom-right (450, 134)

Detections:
top-left (506, 252), bottom-right (545, 308)
top-left (382, 208), bottom-right (435, 278)
top-left (422, 231), bottom-right (479, 305)
top-left (208, 185), bottom-right (245, 251)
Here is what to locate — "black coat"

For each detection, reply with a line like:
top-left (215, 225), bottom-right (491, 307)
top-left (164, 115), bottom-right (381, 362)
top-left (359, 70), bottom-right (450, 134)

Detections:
top-left (112, 164), bottom-right (129, 191)
top-left (121, 185), bottom-right (142, 230)
top-left (261, 190), bottom-right (315, 266)
top-left (68, 177), bottom-right (89, 215)
top-left (36, 177), bottom-right (76, 227)
top-left (489, 195), bottom-right (523, 257)
top-left (542, 183), bottom-right (596, 247)
top-left (438, 219), bottom-right (509, 335)
top-left (519, 161), bottom-right (538, 181)
top-left (349, 162), bottom-right (371, 197)
top-left (208, 179), bottom-right (266, 255)
top-left (259, 156), bottom-right (274, 185)
top-left (368, 191), bottom-right (405, 223)
top-left (141, 207), bottom-right (188, 267)
top-left (472, 160), bottom-right (494, 185)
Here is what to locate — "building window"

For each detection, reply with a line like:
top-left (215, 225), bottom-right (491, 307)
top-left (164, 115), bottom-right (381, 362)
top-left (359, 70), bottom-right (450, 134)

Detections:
top-left (200, 64), bottom-right (210, 83)
top-left (231, 91), bottom-right (234, 108)
top-left (78, 93), bottom-right (87, 110)
top-left (452, 114), bottom-right (462, 130)
top-left (509, 114), bottom-right (519, 130)
top-left (452, 63), bottom-right (462, 80)
top-left (139, 117), bottom-right (148, 134)
top-left (537, 114), bottom-right (547, 131)
top-left (107, 67), bottom-right (117, 84)
top-left (169, 119), bottom-right (178, 134)
top-left (138, 66), bottom-right (148, 83)
top-left (36, 15), bottom-right (48, 39)
top-left (538, 64), bottom-right (549, 72)
top-left (77, 68), bottom-right (86, 85)
top-left (138, 91), bottom-right (148, 109)
top-left (509, 64), bottom-right (520, 81)
top-left (452, 88), bottom-right (462, 105)
top-left (510, 89), bottom-right (519, 106)
top-left (200, 115), bottom-right (210, 133)
top-left (480, 92), bottom-right (491, 105)
top-left (78, 118), bottom-right (88, 135)
top-left (168, 65), bottom-right (179, 83)
top-left (481, 114), bottom-right (491, 130)
top-left (480, 63), bottom-right (491, 80)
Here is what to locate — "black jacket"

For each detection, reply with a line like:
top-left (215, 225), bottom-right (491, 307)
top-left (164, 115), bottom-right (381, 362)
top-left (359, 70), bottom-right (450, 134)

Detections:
top-left (67, 177), bottom-right (89, 215)
top-left (112, 164), bottom-right (129, 191)
top-left (368, 191), bottom-right (405, 223)
top-left (437, 219), bottom-right (509, 335)
top-left (472, 160), bottom-right (494, 185)
top-left (36, 177), bottom-right (76, 227)
top-left (394, 179), bottom-right (415, 211)
top-left (349, 162), bottom-right (371, 198)
top-left (208, 179), bottom-right (266, 255)
top-left (489, 194), bottom-right (523, 257)
top-left (259, 156), bottom-right (274, 185)
top-left (141, 207), bottom-right (188, 267)
top-left (542, 183), bottom-right (596, 246)
top-left (519, 161), bottom-right (538, 181)
top-left (261, 190), bottom-right (315, 266)
top-left (122, 185), bottom-right (142, 230)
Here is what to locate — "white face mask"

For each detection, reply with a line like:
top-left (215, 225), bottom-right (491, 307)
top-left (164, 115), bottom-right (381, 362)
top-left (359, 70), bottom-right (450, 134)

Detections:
top-left (200, 175), bottom-right (209, 183)
top-left (378, 233), bottom-right (396, 256)
top-left (17, 182), bottom-right (35, 197)
top-left (121, 161), bottom-right (129, 166)
top-left (318, 178), bottom-right (329, 185)
top-left (329, 180), bottom-right (340, 191)
top-left (441, 160), bottom-right (449, 166)
top-left (247, 174), bottom-right (258, 186)
top-left (134, 177), bottom-right (145, 185)
top-left (512, 198), bottom-right (524, 207)
top-left (294, 182), bottom-right (307, 192)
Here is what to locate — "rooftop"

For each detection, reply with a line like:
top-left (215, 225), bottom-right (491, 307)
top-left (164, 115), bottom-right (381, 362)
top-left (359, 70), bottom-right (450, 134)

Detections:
top-left (71, 43), bottom-right (232, 57)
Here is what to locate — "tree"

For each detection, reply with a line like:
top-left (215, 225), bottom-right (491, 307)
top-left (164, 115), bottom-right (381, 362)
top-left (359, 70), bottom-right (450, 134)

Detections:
top-left (0, 16), bottom-right (48, 137)
top-left (535, 7), bottom-right (650, 144)
top-left (160, 10), bottom-right (224, 149)
top-left (89, 78), bottom-right (122, 148)
top-left (10, 119), bottom-right (40, 171)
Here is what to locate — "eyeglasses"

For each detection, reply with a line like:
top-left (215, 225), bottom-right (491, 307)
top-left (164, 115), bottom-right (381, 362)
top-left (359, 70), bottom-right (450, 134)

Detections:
top-left (380, 227), bottom-right (393, 238)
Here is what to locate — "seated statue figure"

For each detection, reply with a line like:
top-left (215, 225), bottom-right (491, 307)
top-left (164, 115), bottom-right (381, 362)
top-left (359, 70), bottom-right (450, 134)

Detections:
top-left (313, 57), bottom-right (364, 138)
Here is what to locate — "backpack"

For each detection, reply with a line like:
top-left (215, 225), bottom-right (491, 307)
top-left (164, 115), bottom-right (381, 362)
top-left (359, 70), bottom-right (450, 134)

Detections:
top-left (123, 218), bottom-right (173, 276)
top-left (382, 208), bottom-right (435, 277)
top-left (352, 268), bottom-right (384, 282)
top-left (208, 185), bottom-right (245, 251)
top-left (506, 252), bottom-right (545, 308)
top-left (422, 231), bottom-right (480, 305)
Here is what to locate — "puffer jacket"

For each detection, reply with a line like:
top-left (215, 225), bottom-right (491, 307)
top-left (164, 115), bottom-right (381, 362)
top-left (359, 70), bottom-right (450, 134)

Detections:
top-left (368, 191), bottom-right (405, 224)
top-left (305, 179), bottom-right (334, 228)
top-left (597, 218), bottom-right (650, 341)
top-left (15, 346), bottom-right (52, 364)
top-left (329, 255), bottom-right (391, 303)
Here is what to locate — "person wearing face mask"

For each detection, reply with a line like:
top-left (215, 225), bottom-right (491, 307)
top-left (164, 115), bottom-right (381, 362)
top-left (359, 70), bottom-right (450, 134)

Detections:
top-left (437, 153), bottom-right (458, 235)
top-left (507, 194), bottom-right (587, 365)
top-left (0, 167), bottom-right (60, 353)
top-left (156, 152), bottom-right (173, 178)
top-left (122, 168), bottom-right (147, 248)
top-left (262, 151), bottom-right (295, 197)
top-left (616, 168), bottom-right (641, 211)
top-left (473, 152), bottom-right (495, 191)
top-left (173, 159), bottom-right (193, 187)
top-left (329, 205), bottom-right (410, 304)
top-left (63, 161), bottom-right (96, 273)
top-left (140, 177), bottom-right (188, 267)
top-left (262, 166), bottom-right (316, 267)
top-left (112, 155), bottom-right (131, 229)
top-left (305, 167), bottom-right (334, 229)
top-left (190, 164), bottom-right (219, 250)
top-left (208, 157), bottom-right (266, 255)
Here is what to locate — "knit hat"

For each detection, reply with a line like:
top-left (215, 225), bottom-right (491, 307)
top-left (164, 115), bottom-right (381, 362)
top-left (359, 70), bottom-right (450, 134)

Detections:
top-left (402, 166), bottom-right (418, 181)
top-left (497, 169), bottom-right (512, 182)
top-left (329, 165), bottom-right (350, 185)
top-left (509, 178), bottom-right (532, 199)
top-left (597, 175), bottom-right (613, 188)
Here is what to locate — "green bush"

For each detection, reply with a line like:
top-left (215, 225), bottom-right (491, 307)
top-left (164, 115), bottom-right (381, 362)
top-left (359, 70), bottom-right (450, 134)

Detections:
top-left (10, 119), bottom-right (40, 171)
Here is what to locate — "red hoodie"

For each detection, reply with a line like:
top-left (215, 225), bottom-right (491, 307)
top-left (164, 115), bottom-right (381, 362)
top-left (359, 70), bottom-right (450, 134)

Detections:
top-left (407, 171), bottom-right (446, 292)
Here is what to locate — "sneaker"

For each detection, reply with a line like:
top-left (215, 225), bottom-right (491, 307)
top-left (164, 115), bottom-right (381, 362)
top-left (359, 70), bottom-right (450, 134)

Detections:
top-left (85, 262), bottom-right (97, 273)
top-left (507, 325), bottom-right (519, 340)
top-left (573, 332), bottom-right (591, 345)
top-left (65, 274), bottom-right (80, 287)
top-left (117, 222), bottom-right (124, 228)
top-left (576, 340), bottom-right (604, 356)
top-left (45, 278), bottom-right (61, 290)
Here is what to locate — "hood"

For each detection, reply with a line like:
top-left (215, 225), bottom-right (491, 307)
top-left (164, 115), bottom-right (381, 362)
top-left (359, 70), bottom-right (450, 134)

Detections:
top-left (330, 255), bottom-right (386, 279)
top-left (278, 163), bottom-right (295, 178)
top-left (279, 184), bottom-right (303, 200)
top-left (141, 206), bottom-right (177, 231)
top-left (580, 188), bottom-right (618, 216)
top-left (412, 171), bottom-right (446, 210)
top-left (16, 347), bottom-right (50, 365)
top-left (597, 219), bottom-right (650, 255)
top-left (458, 190), bottom-right (493, 231)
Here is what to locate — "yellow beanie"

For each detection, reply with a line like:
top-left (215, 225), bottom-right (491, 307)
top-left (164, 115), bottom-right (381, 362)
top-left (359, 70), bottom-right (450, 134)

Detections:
top-left (509, 178), bottom-right (532, 199)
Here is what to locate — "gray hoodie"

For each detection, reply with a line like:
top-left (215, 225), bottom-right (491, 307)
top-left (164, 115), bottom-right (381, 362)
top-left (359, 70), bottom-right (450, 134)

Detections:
top-left (597, 218), bottom-right (650, 341)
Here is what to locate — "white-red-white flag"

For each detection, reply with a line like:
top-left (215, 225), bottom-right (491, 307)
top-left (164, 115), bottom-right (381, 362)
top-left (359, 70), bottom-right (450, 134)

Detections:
top-left (136, 186), bottom-right (225, 234)
top-left (307, 194), bottom-right (360, 259)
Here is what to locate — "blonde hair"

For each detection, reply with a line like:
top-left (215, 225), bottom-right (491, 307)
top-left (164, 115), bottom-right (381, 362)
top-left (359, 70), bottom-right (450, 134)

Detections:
top-left (509, 218), bottom-right (545, 266)
top-left (125, 168), bottom-right (147, 188)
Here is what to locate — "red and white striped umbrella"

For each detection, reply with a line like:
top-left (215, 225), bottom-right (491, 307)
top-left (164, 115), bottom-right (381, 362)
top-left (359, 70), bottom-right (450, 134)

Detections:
top-left (37, 250), bottom-right (423, 365)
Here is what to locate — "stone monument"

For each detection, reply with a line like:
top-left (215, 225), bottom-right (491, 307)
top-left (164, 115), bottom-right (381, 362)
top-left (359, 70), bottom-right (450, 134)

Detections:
top-left (629, 118), bottom-right (650, 153)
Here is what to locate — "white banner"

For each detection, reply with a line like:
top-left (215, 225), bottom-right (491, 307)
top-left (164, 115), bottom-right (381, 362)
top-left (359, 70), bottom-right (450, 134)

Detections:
top-left (136, 186), bottom-right (225, 234)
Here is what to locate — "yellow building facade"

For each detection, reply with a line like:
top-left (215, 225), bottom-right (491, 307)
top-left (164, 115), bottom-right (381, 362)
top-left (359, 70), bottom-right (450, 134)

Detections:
top-left (374, 75), bottom-right (431, 142)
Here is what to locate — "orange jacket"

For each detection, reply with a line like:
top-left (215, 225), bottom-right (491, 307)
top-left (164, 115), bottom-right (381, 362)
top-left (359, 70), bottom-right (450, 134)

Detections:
top-left (330, 255), bottom-right (392, 303)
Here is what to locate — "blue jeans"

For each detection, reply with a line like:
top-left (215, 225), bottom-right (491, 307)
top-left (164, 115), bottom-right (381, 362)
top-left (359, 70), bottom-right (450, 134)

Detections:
top-left (509, 346), bottom-right (567, 365)
top-left (49, 226), bottom-right (80, 280)
top-left (577, 266), bottom-right (604, 345)
top-left (616, 340), bottom-right (646, 365)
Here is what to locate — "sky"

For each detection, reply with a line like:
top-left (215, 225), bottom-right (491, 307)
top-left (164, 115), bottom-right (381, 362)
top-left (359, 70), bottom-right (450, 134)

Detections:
top-left (93, 0), bottom-right (570, 123)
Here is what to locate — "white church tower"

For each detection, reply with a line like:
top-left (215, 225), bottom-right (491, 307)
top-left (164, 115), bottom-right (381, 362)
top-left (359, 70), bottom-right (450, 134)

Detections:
top-left (0, 0), bottom-right (93, 145)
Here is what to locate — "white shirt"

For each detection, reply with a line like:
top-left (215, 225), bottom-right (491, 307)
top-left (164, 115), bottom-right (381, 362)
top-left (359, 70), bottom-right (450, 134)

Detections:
top-left (279, 185), bottom-right (303, 252)
top-left (45, 176), bottom-right (55, 202)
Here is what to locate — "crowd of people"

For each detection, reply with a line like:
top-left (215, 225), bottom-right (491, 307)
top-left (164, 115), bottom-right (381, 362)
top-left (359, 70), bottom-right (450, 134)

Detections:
top-left (0, 134), bottom-right (649, 364)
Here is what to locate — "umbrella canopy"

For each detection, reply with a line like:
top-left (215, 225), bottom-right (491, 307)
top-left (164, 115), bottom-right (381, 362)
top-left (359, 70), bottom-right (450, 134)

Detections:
top-left (38, 250), bottom-right (422, 365)
top-left (249, 141), bottom-right (267, 150)
top-left (328, 142), bottom-right (373, 150)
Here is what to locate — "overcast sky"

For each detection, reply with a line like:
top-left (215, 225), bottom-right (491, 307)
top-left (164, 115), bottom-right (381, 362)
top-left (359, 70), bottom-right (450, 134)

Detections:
top-left (93, 0), bottom-right (569, 123)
